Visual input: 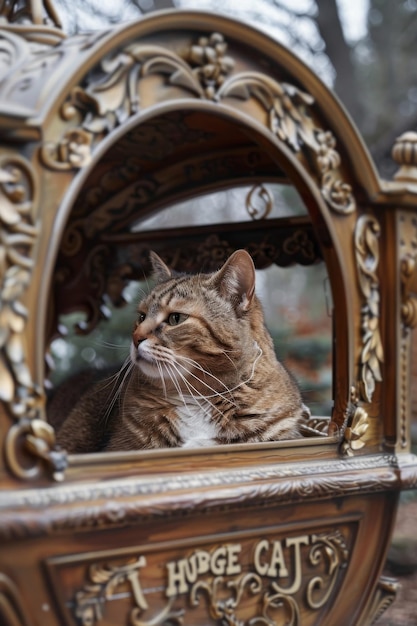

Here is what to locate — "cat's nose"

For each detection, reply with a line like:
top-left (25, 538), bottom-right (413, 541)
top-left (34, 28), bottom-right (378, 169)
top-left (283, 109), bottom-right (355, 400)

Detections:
top-left (133, 327), bottom-right (147, 347)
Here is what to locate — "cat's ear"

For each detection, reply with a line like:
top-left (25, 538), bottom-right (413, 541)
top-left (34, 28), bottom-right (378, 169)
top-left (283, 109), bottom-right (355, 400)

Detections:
top-left (212, 250), bottom-right (255, 312)
top-left (149, 251), bottom-right (172, 282)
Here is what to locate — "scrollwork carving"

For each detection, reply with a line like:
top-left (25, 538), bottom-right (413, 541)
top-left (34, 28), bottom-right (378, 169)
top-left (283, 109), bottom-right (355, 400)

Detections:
top-left (306, 531), bottom-right (349, 609)
top-left (245, 184), bottom-right (273, 220)
top-left (217, 75), bottom-right (355, 215)
top-left (41, 31), bottom-right (355, 215)
top-left (354, 214), bottom-right (384, 403)
top-left (40, 128), bottom-right (92, 170)
top-left (0, 155), bottom-right (66, 480)
top-left (71, 529), bottom-right (349, 626)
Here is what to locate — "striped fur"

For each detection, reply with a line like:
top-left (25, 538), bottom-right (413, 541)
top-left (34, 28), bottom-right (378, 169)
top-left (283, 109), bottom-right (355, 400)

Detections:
top-left (56, 250), bottom-right (309, 453)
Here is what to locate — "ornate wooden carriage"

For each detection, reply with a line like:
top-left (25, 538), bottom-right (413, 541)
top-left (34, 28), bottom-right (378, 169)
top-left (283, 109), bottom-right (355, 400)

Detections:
top-left (1, 4), bottom-right (417, 625)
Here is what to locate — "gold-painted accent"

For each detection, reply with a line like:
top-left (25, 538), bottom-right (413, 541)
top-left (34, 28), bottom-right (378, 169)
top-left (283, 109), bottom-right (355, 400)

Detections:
top-left (354, 214), bottom-right (384, 403)
top-left (342, 406), bottom-right (369, 456)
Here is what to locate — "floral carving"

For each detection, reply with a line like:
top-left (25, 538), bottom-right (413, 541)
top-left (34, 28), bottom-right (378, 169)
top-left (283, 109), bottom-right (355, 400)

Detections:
top-left (354, 214), bottom-right (384, 403)
top-left (38, 32), bottom-right (355, 215)
top-left (187, 32), bottom-right (235, 99)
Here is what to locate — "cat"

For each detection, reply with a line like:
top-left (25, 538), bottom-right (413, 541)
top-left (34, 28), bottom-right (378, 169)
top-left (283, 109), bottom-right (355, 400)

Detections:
top-left (54, 249), bottom-right (310, 453)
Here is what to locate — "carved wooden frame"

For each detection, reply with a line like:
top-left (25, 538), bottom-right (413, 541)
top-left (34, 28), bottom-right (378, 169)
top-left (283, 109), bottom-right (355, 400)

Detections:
top-left (1, 5), bottom-right (417, 626)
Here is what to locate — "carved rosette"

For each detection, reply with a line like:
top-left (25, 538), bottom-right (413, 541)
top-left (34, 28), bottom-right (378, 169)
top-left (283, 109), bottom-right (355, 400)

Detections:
top-left (354, 214), bottom-right (384, 403)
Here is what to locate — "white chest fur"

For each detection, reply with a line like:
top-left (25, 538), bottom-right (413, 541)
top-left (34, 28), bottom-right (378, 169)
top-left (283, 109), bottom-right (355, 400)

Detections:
top-left (175, 398), bottom-right (218, 448)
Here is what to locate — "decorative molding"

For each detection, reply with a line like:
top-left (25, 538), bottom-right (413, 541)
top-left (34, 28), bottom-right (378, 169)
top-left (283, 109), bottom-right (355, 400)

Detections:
top-left (354, 214), bottom-right (384, 403)
top-left (368, 576), bottom-right (400, 625)
top-left (0, 453), bottom-right (412, 540)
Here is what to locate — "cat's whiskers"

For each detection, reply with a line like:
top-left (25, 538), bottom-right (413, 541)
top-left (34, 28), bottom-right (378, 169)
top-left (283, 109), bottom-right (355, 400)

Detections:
top-left (175, 354), bottom-right (232, 392)
top-left (156, 360), bottom-right (168, 399)
top-left (102, 360), bottom-right (134, 425)
top-left (96, 356), bottom-right (131, 394)
top-left (149, 346), bottom-right (236, 408)
top-left (165, 363), bottom-right (194, 415)
top-left (175, 344), bottom-right (263, 400)
top-left (168, 361), bottom-right (225, 419)
top-left (173, 357), bottom-right (238, 408)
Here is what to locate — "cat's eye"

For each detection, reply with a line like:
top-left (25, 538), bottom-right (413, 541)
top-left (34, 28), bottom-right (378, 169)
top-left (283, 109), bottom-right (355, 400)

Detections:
top-left (167, 312), bottom-right (188, 326)
top-left (138, 312), bottom-right (146, 323)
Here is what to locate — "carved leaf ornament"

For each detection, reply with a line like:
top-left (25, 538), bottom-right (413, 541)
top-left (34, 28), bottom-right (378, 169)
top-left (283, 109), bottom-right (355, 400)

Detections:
top-left (354, 215), bottom-right (384, 403)
top-left (42, 32), bottom-right (356, 216)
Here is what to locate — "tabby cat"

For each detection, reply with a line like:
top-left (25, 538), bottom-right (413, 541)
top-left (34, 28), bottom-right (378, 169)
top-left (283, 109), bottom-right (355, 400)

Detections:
top-left (55, 250), bottom-right (310, 453)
